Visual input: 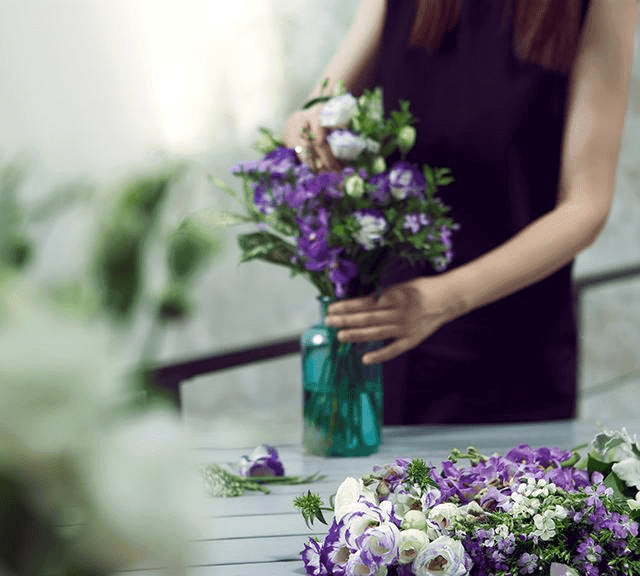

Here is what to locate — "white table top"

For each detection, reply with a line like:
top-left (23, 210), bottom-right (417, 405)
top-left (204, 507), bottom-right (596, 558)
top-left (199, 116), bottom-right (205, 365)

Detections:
top-left (117, 419), bottom-right (640, 576)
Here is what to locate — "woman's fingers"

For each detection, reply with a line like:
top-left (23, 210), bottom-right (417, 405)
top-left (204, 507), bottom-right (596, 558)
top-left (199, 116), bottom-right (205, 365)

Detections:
top-left (326, 308), bottom-right (398, 329)
top-left (361, 338), bottom-right (415, 365)
top-left (327, 295), bottom-right (380, 315)
top-left (336, 324), bottom-right (401, 343)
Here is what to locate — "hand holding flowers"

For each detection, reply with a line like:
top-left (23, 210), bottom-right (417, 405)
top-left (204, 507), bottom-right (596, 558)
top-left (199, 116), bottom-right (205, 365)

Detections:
top-left (326, 276), bottom-right (467, 364)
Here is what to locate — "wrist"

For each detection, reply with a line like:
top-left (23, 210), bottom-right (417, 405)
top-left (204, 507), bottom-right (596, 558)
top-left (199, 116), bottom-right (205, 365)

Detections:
top-left (435, 268), bottom-right (474, 322)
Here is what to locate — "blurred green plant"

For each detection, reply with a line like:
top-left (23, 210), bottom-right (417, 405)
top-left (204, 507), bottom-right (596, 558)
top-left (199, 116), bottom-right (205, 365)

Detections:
top-left (0, 155), bottom-right (220, 576)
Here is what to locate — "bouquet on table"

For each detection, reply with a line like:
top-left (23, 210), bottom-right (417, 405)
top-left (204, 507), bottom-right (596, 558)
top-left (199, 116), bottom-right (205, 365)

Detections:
top-left (294, 429), bottom-right (640, 576)
top-left (211, 80), bottom-right (459, 457)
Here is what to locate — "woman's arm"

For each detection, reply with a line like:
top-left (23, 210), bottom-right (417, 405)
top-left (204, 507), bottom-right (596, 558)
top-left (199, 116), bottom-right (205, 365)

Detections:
top-left (447, 0), bottom-right (635, 316)
top-left (326, 0), bottom-right (636, 364)
top-left (284, 0), bottom-right (387, 171)
top-left (304, 0), bottom-right (387, 101)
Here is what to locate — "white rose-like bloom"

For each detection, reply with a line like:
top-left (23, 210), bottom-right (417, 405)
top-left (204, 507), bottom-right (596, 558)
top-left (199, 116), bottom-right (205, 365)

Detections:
top-left (354, 212), bottom-right (387, 251)
top-left (398, 529), bottom-right (430, 565)
top-left (429, 503), bottom-right (464, 531)
top-left (319, 93), bottom-right (359, 127)
top-left (345, 175), bottom-right (366, 198)
top-left (612, 458), bottom-right (640, 490)
top-left (365, 138), bottom-right (381, 154)
top-left (357, 522), bottom-right (400, 565)
top-left (344, 501), bottom-right (393, 549)
top-left (627, 491), bottom-right (640, 510)
top-left (402, 509), bottom-right (427, 530)
top-left (414, 536), bottom-right (468, 576)
top-left (334, 477), bottom-right (377, 521)
top-left (327, 130), bottom-right (368, 161)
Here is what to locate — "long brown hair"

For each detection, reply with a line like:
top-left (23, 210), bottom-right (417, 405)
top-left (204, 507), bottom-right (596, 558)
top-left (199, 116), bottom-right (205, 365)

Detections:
top-left (409, 0), bottom-right (584, 75)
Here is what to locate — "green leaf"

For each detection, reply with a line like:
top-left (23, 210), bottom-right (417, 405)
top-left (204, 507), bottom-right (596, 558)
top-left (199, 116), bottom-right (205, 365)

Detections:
top-left (302, 95), bottom-right (332, 110)
top-left (603, 470), bottom-right (636, 500)
top-left (213, 178), bottom-right (239, 198)
top-left (167, 219), bottom-right (218, 282)
top-left (189, 208), bottom-right (254, 228)
top-left (587, 453), bottom-right (614, 477)
top-left (237, 231), bottom-right (298, 269)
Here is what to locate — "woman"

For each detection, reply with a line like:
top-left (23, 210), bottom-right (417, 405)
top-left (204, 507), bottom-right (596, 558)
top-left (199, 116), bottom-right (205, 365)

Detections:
top-left (283, 0), bottom-right (636, 424)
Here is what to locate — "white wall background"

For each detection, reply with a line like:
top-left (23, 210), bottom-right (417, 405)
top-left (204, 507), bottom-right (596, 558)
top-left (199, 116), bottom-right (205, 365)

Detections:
top-left (1, 0), bottom-right (639, 447)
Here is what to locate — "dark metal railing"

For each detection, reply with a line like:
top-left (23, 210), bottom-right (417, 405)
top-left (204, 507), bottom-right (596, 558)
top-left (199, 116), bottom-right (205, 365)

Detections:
top-left (149, 263), bottom-right (640, 408)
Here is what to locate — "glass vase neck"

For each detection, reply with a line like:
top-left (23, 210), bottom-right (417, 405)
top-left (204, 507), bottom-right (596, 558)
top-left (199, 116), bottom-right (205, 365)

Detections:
top-left (318, 296), bottom-right (335, 324)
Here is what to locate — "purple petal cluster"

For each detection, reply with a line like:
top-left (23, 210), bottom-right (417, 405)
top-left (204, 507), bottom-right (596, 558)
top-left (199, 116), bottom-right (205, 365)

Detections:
top-left (403, 213), bottom-right (431, 234)
top-left (236, 445), bottom-right (284, 477)
top-left (389, 161), bottom-right (426, 200)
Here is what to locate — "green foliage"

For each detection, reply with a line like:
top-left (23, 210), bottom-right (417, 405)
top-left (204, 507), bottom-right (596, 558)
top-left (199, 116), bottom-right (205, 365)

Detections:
top-left (405, 458), bottom-right (438, 491)
top-left (155, 285), bottom-right (191, 324)
top-left (202, 466), bottom-right (325, 499)
top-left (167, 219), bottom-right (217, 283)
top-left (238, 231), bottom-right (298, 268)
top-left (293, 491), bottom-right (329, 529)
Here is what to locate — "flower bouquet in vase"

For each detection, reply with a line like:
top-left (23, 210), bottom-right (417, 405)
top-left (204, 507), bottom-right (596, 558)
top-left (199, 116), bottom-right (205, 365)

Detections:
top-left (215, 80), bottom-right (459, 457)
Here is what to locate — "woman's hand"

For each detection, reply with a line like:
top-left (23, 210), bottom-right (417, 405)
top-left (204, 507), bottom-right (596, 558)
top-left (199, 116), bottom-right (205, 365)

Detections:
top-left (325, 276), bottom-right (467, 365)
top-left (283, 107), bottom-right (342, 173)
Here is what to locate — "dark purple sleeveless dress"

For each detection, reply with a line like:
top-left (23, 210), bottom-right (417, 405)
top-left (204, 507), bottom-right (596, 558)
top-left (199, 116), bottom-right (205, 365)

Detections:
top-left (374, 0), bottom-right (592, 425)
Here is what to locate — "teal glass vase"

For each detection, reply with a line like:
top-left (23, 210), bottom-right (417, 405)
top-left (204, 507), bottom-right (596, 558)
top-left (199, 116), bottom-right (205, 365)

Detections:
top-left (301, 296), bottom-right (383, 457)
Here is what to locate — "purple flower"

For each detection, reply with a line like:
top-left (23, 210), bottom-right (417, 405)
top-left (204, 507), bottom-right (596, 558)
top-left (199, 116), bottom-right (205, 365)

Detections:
top-left (328, 253), bottom-right (358, 298)
top-left (517, 552), bottom-right (539, 574)
top-left (237, 445), bottom-right (284, 477)
top-left (258, 147), bottom-right (299, 176)
top-left (368, 173), bottom-right (391, 205)
top-left (320, 521), bottom-right (351, 576)
top-left (345, 549), bottom-right (383, 576)
top-left (576, 536), bottom-right (603, 564)
top-left (389, 161), bottom-right (426, 200)
top-left (302, 538), bottom-right (328, 576)
top-left (480, 486), bottom-right (509, 511)
top-left (298, 221), bottom-right (330, 265)
top-left (355, 522), bottom-right (399, 564)
top-left (315, 171), bottom-right (343, 199)
top-left (230, 159), bottom-right (261, 174)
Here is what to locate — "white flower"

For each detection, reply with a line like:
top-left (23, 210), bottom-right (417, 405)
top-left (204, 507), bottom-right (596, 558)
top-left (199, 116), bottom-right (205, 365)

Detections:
top-left (592, 428), bottom-right (640, 461)
top-left (612, 458), bottom-right (640, 490)
top-left (359, 91), bottom-right (383, 123)
top-left (414, 536), bottom-right (468, 576)
top-left (334, 477), bottom-right (377, 521)
top-left (319, 93), bottom-right (359, 127)
top-left (398, 529), bottom-right (430, 565)
top-left (353, 212), bottom-right (387, 251)
top-left (357, 522), bottom-right (400, 564)
top-left (429, 503), bottom-right (463, 531)
top-left (343, 501), bottom-right (392, 549)
top-left (550, 562), bottom-right (580, 576)
top-left (371, 156), bottom-right (387, 175)
top-left (365, 138), bottom-right (381, 154)
top-left (627, 491), bottom-right (640, 510)
top-left (327, 130), bottom-right (368, 161)
top-left (397, 126), bottom-right (416, 154)
top-left (345, 174), bottom-right (366, 198)
top-left (402, 510), bottom-right (427, 530)
top-left (390, 484), bottom-right (423, 517)
top-left (531, 507), bottom-right (565, 541)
